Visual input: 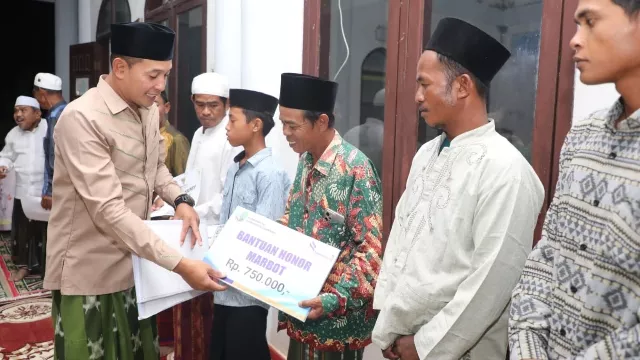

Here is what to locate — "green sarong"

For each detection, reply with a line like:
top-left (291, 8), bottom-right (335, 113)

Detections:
top-left (52, 288), bottom-right (159, 360)
top-left (286, 339), bottom-right (364, 360)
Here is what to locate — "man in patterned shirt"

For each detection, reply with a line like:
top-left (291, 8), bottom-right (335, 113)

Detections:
top-left (277, 72), bottom-right (383, 360)
top-left (509, 0), bottom-right (640, 359)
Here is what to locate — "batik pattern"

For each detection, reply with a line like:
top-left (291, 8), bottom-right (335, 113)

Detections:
top-left (509, 100), bottom-right (640, 359)
top-left (278, 132), bottom-right (383, 352)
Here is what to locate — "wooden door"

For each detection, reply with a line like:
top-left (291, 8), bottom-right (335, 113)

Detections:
top-left (69, 42), bottom-right (109, 101)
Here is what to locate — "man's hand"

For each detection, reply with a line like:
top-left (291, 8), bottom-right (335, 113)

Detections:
top-left (173, 258), bottom-right (228, 291)
top-left (0, 166), bottom-right (7, 179)
top-left (150, 197), bottom-right (165, 212)
top-left (394, 335), bottom-right (419, 360)
top-left (299, 296), bottom-right (324, 320)
top-left (382, 345), bottom-right (400, 359)
top-left (173, 203), bottom-right (201, 248)
top-left (41, 195), bottom-right (52, 210)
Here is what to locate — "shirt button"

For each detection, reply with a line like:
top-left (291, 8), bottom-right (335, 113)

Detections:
top-left (609, 152), bottom-right (617, 159)
top-left (570, 285), bottom-right (578, 293)
top-left (593, 199), bottom-right (600, 206)
top-left (580, 244), bottom-right (587, 251)
top-left (560, 328), bottom-right (566, 336)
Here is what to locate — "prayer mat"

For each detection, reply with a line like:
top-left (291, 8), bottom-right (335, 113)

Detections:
top-left (0, 234), bottom-right (49, 302)
top-left (0, 295), bottom-right (54, 358)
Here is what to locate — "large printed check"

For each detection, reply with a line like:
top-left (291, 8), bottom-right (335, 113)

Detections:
top-left (204, 207), bottom-right (340, 321)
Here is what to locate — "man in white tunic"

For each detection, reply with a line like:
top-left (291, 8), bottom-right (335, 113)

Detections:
top-left (371, 18), bottom-right (545, 360)
top-left (186, 72), bottom-right (241, 225)
top-left (0, 96), bottom-right (47, 281)
top-left (170, 73), bottom-right (241, 352)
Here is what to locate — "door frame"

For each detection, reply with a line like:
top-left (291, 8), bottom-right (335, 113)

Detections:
top-left (301, 0), bottom-right (578, 246)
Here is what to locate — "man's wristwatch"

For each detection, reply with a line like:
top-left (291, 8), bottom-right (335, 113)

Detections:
top-left (174, 194), bottom-right (195, 208)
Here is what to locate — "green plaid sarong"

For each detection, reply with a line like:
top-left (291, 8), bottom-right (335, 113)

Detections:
top-left (51, 288), bottom-right (159, 360)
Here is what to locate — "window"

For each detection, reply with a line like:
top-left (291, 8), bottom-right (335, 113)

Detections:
top-left (356, 48), bottom-right (386, 173)
top-left (326, 0), bottom-right (389, 177)
top-left (145, 0), bottom-right (207, 139)
top-left (96, 0), bottom-right (131, 43)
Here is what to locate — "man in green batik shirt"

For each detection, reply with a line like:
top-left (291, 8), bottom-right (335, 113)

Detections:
top-left (276, 72), bottom-right (384, 360)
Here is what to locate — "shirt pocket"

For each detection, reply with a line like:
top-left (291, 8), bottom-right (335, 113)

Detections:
top-left (307, 202), bottom-right (346, 246)
top-left (239, 190), bottom-right (257, 208)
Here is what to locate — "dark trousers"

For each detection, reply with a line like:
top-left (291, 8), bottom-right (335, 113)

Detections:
top-left (10, 199), bottom-right (47, 272)
top-left (209, 304), bottom-right (271, 360)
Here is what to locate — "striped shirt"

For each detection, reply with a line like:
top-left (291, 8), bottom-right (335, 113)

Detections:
top-left (509, 99), bottom-right (640, 359)
top-left (215, 147), bottom-right (291, 308)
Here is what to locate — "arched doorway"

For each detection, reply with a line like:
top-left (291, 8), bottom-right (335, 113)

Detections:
top-left (96, 0), bottom-right (132, 60)
top-left (145, 0), bottom-right (207, 139)
top-left (360, 47), bottom-right (386, 125)
top-left (341, 47), bottom-right (386, 174)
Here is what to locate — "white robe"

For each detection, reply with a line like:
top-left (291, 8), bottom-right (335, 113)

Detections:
top-left (0, 120), bottom-right (47, 200)
top-left (186, 117), bottom-right (241, 225)
top-left (372, 120), bottom-right (545, 359)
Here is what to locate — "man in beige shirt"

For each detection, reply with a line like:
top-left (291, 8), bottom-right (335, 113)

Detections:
top-left (44, 22), bottom-right (227, 359)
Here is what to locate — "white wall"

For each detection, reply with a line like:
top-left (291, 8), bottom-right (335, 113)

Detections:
top-left (213, 0), bottom-right (302, 183)
top-left (572, 70), bottom-right (620, 123)
top-left (129, 0), bottom-right (145, 21)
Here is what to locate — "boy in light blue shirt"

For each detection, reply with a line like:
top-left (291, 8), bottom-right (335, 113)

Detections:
top-left (210, 88), bottom-right (291, 360)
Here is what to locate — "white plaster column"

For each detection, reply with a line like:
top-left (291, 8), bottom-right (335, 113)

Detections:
top-left (206, 0), bottom-right (216, 72)
top-left (214, 0), bottom-right (242, 87)
top-left (237, 1), bottom-right (304, 355)
top-left (240, 0), bottom-right (303, 182)
top-left (78, 0), bottom-right (91, 43)
top-left (55, 0), bottom-right (79, 99)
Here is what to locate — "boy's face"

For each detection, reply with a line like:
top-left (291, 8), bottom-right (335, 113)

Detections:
top-left (226, 107), bottom-right (258, 147)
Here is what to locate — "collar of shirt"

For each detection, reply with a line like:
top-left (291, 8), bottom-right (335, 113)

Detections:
top-left (21, 118), bottom-right (45, 133)
top-left (303, 131), bottom-right (343, 177)
top-left (440, 119), bottom-right (497, 148)
top-left (233, 147), bottom-right (272, 166)
top-left (605, 98), bottom-right (640, 131)
top-left (48, 100), bottom-right (67, 117)
top-left (96, 76), bottom-right (152, 122)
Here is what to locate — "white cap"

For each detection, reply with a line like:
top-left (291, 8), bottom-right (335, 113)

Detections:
top-left (373, 89), bottom-right (385, 106)
top-left (191, 72), bottom-right (229, 98)
top-left (34, 73), bottom-right (62, 91)
top-left (15, 96), bottom-right (40, 109)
